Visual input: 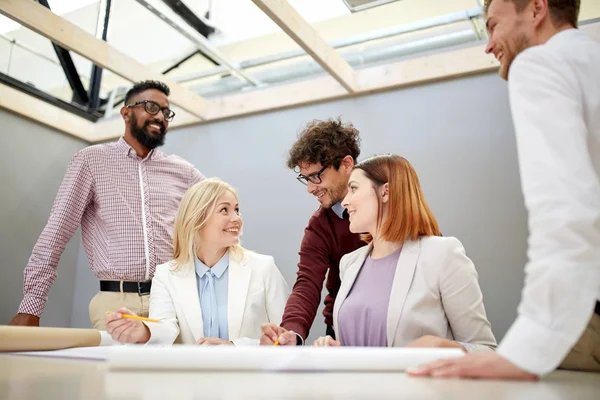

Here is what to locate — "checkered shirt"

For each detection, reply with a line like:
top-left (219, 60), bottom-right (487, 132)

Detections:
top-left (18, 137), bottom-right (204, 316)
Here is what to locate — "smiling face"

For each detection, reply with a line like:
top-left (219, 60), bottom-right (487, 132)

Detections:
top-left (342, 169), bottom-right (388, 236)
top-left (197, 190), bottom-right (242, 249)
top-left (297, 157), bottom-right (354, 209)
top-left (484, 0), bottom-right (534, 80)
top-left (124, 89), bottom-right (170, 149)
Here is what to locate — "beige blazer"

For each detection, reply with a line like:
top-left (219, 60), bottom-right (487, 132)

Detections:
top-left (144, 250), bottom-right (290, 346)
top-left (333, 236), bottom-right (497, 352)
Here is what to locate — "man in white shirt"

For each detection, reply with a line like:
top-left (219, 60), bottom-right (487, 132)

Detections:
top-left (408, 0), bottom-right (600, 379)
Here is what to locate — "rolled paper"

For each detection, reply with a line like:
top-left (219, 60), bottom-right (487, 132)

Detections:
top-left (0, 325), bottom-right (101, 352)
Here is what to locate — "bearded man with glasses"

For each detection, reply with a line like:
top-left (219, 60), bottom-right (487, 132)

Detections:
top-left (9, 80), bottom-right (205, 330)
top-left (260, 118), bottom-right (364, 346)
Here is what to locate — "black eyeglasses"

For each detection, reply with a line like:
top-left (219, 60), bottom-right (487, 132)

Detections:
top-left (127, 100), bottom-right (175, 122)
top-left (296, 165), bottom-right (327, 186)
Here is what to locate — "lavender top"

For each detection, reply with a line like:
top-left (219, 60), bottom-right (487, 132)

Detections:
top-left (337, 247), bottom-right (401, 347)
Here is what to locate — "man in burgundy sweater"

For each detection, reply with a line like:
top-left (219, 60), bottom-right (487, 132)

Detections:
top-left (261, 119), bottom-right (364, 345)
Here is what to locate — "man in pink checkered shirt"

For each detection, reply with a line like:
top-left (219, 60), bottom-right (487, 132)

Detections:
top-left (8, 80), bottom-right (204, 330)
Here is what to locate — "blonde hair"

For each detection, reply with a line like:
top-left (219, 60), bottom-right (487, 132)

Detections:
top-left (171, 178), bottom-right (245, 270)
top-left (355, 154), bottom-right (441, 244)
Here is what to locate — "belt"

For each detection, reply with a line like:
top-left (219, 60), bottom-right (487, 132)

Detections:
top-left (100, 280), bottom-right (152, 296)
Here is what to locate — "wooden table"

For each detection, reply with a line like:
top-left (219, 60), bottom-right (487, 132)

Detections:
top-left (1, 354), bottom-right (599, 399)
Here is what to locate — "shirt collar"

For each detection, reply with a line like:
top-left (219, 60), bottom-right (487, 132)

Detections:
top-left (195, 252), bottom-right (230, 279)
top-left (547, 28), bottom-right (581, 46)
top-left (116, 137), bottom-right (159, 160)
top-left (331, 202), bottom-right (346, 219)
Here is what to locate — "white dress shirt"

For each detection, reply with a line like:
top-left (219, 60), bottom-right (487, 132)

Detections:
top-left (498, 28), bottom-right (600, 375)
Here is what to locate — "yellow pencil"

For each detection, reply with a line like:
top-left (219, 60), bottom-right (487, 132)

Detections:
top-left (273, 339), bottom-right (280, 346)
top-left (105, 311), bottom-right (159, 323)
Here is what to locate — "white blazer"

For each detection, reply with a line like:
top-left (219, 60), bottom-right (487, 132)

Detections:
top-left (144, 250), bottom-right (290, 346)
top-left (333, 236), bottom-right (497, 352)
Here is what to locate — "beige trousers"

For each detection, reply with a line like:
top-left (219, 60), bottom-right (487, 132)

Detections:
top-left (559, 313), bottom-right (600, 372)
top-left (88, 290), bottom-right (150, 330)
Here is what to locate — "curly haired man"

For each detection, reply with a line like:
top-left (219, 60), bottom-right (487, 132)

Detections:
top-left (260, 118), bottom-right (364, 345)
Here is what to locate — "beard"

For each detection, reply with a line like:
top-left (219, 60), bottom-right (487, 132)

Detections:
top-left (500, 33), bottom-right (531, 80)
top-left (322, 179), bottom-right (348, 209)
top-left (130, 114), bottom-right (166, 150)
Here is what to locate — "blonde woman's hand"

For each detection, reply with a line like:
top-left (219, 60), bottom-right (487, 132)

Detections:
top-left (105, 307), bottom-right (151, 344)
top-left (312, 335), bottom-right (341, 347)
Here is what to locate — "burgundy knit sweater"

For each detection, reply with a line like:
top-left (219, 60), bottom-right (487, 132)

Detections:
top-left (281, 207), bottom-right (364, 340)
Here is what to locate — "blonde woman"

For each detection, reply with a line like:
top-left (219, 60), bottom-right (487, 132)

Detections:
top-left (105, 178), bottom-right (290, 346)
top-left (313, 155), bottom-right (497, 352)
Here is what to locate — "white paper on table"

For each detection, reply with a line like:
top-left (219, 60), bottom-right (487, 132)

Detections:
top-left (8, 346), bottom-right (111, 361)
top-left (107, 345), bottom-right (464, 372)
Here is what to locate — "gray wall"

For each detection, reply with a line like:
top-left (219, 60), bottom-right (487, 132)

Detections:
top-left (68, 72), bottom-right (528, 345)
top-left (0, 72), bottom-right (527, 347)
top-left (0, 108), bottom-right (87, 327)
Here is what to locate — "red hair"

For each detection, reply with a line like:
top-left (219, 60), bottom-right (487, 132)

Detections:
top-left (355, 154), bottom-right (441, 243)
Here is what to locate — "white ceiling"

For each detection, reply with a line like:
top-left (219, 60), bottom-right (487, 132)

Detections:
top-left (0, 0), bottom-right (98, 34)
top-left (0, 0), bottom-right (351, 49)
top-left (1, 0), bottom-right (598, 104)
top-left (0, 0), bottom-right (354, 100)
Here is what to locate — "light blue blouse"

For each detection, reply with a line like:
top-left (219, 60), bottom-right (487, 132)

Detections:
top-left (194, 253), bottom-right (229, 340)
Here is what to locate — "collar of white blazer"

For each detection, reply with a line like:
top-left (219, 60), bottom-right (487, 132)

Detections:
top-left (169, 252), bottom-right (252, 341)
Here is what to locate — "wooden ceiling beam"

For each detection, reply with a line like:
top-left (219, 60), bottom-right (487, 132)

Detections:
top-left (251, 0), bottom-right (359, 93)
top-left (0, 0), bottom-right (209, 119)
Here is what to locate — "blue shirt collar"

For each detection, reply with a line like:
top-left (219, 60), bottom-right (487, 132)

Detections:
top-left (331, 202), bottom-right (345, 219)
top-left (194, 252), bottom-right (229, 279)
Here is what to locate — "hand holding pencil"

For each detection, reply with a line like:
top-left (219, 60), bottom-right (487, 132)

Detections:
top-left (105, 311), bottom-right (159, 323)
top-left (260, 323), bottom-right (298, 346)
top-left (105, 307), bottom-right (153, 344)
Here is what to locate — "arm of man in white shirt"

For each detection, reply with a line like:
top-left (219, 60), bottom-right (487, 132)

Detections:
top-left (406, 46), bottom-right (600, 381)
top-left (497, 48), bottom-right (600, 375)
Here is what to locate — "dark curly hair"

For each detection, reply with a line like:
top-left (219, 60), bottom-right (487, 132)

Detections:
top-left (287, 118), bottom-right (361, 170)
top-left (124, 80), bottom-right (170, 105)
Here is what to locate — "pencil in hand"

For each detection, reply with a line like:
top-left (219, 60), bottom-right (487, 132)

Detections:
top-left (105, 311), bottom-right (159, 323)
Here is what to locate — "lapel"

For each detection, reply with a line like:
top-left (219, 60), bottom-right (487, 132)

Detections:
top-left (227, 255), bottom-right (251, 340)
top-left (170, 261), bottom-right (204, 341)
top-left (386, 239), bottom-right (421, 347)
top-left (332, 245), bottom-right (372, 343)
